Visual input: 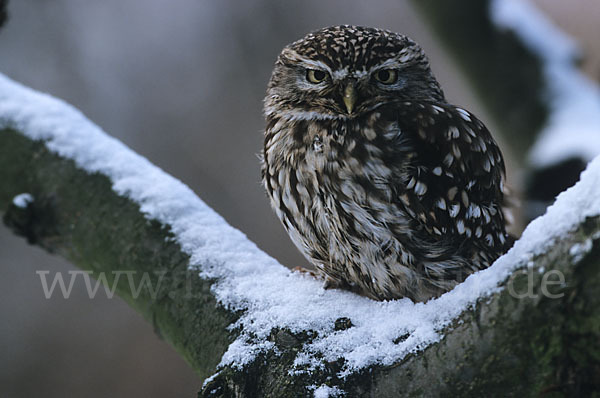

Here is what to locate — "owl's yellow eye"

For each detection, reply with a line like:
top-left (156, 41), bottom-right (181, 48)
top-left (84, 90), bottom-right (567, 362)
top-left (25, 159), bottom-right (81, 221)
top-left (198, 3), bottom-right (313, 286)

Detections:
top-left (306, 69), bottom-right (328, 84)
top-left (374, 69), bottom-right (398, 85)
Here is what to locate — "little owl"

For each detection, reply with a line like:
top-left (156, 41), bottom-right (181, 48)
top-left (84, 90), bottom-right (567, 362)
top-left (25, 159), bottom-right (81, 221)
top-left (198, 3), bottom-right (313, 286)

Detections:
top-left (262, 25), bottom-right (510, 302)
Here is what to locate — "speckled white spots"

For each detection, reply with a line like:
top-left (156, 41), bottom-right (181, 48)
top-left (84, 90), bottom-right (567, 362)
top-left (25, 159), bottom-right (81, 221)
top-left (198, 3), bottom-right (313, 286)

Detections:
top-left (363, 128), bottom-right (377, 141)
top-left (447, 126), bottom-right (460, 140)
top-left (467, 204), bottom-right (481, 219)
top-left (432, 166), bottom-right (442, 176)
top-left (443, 152), bottom-right (454, 167)
top-left (398, 49), bottom-right (413, 64)
top-left (461, 191), bottom-right (469, 207)
top-left (412, 181), bottom-right (427, 196)
top-left (431, 104), bottom-right (444, 114)
top-left (452, 144), bottom-right (462, 159)
top-left (482, 208), bottom-right (492, 223)
top-left (456, 220), bottom-right (466, 234)
top-left (313, 136), bottom-right (323, 152)
top-left (498, 233), bottom-right (506, 245)
top-left (368, 112), bottom-right (381, 124)
top-left (465, 126), bottom-right (477, 138)
top-left (383, 121), bottom-right (400, 140)
top-left (482, 157), bottom-right (491, 172)
top-left (436, 198), bottom-right (447, 210)
top-left (475, 226), bottom-right (483, 238)
top-left (447, 187), bottom-right (458, 201)
top-left (449, 203), bottom-right (460, 218)
top-left (462, 132), bottom-right (472, 144)
top-left (456, 108), bottom-right (472, 121)
top-left (475, 137), bottom-right (488, 153)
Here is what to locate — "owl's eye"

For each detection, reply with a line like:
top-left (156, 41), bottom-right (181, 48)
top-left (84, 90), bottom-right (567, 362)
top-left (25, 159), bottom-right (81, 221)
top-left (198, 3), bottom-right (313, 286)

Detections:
top-left (306, 69), bottom-right (328, 84)
top-left (374, 69), bottom-right (398, 85)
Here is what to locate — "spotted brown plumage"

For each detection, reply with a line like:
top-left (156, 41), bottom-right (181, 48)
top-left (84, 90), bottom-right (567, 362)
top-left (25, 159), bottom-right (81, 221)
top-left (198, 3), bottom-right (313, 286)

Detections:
top-left (262, 25), bottom-right (510, 302)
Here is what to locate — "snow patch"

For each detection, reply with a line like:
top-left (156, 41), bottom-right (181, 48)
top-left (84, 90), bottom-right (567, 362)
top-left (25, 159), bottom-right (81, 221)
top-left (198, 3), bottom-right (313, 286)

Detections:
top-left (2, 72), bottom-right (600, 384)
top-left (312, 384), bottom-right (344, 398)
top-left (12, 193), bottom-right (34, 208)
top-left (491, 0), bottom-right (600, 168)
top-left (569, 238), bottom-right (593, 264)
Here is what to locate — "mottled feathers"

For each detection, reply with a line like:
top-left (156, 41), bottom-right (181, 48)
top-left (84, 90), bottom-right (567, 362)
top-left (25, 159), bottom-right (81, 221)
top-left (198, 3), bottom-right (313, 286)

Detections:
top-left (262, 25), bottom-right (510, 301)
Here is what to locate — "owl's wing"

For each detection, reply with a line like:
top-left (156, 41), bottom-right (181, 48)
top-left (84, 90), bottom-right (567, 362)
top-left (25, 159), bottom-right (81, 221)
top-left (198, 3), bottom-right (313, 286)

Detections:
top-left (392, 101), bottom-right (508, 256)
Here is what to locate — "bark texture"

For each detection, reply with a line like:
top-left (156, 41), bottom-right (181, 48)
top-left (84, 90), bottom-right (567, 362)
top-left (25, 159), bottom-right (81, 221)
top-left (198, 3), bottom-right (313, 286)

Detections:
top-left (0, 128), bottom-right (236, 382)
top-left (1, 127), bottom-right (599, 397)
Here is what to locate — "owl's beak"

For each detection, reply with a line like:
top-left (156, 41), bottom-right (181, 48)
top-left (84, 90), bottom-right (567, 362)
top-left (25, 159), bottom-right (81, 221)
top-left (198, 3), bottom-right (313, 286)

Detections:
top-left (343, 84), bottom-right (357, 114)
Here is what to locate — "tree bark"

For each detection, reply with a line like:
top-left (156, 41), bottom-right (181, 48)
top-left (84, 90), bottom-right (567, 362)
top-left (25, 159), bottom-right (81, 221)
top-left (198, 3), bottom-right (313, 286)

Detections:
top-left (0, 0), bottom-right (7, 30)
top-left (0, 128), bottom-right (236, 382)
top-left (2, 125), bottom-right (599, 397)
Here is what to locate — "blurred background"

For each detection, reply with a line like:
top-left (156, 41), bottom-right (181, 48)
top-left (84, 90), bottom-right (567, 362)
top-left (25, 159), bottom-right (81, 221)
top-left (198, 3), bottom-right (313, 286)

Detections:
top-left (0, 1), bottom-right (598, 397)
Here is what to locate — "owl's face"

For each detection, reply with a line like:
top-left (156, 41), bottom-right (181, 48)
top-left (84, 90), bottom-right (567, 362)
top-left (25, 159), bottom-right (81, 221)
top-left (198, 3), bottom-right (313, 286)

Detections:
top-left (265, 25), bottom-right (445, 121)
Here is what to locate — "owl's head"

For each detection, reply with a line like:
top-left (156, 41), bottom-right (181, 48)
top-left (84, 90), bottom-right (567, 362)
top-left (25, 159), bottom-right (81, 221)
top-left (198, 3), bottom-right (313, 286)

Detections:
top-left (265, 25), bottom-right (445, 121)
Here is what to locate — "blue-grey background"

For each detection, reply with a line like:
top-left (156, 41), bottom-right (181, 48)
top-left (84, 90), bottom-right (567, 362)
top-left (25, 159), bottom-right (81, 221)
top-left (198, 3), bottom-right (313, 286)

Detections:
top-left (0, 0), bottom-right (597, 396)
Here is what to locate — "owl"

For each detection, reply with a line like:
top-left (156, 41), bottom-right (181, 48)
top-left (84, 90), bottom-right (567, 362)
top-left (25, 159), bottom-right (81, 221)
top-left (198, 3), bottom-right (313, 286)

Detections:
top-left (262, 25), bottom-right (510, 302)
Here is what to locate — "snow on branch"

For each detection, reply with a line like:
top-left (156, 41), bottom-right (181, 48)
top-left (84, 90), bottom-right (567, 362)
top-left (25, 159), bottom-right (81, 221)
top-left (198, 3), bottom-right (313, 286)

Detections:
top-left (490, 0), bottom-right (600, 168)
top-left (2, 70), bottom-right (600, 396)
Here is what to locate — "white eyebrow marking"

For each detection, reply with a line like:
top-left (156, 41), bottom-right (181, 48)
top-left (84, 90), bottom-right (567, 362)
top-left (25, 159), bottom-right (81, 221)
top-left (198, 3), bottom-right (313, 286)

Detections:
top-left (299, 58), bottom-right (331, 73)
top-left (352, 70), bottom-right (370, 78)
top-left (370, 58), bottom-right (403, 72)
top-left (277, 109), bottom-right (348, 121)
top-left (331, 68), bottom-right (348, 80)
top-left (282, 49), bottom-right (333, 73)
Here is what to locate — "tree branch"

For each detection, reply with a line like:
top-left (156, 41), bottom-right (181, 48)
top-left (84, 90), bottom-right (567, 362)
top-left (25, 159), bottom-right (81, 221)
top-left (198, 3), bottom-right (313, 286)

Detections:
top-left (1, 73), bottom-right (600, 396)
top-left (0, 128), bottom-right (235, 381)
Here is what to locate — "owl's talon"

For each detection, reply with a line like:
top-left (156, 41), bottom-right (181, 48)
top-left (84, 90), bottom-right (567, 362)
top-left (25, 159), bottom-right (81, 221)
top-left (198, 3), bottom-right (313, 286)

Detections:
top-left (323, 277), bottom-right (339, 290)
top-left (323, 277), bottom-right (349, 290)
top-left (292, 266), bottom-right (318, 279)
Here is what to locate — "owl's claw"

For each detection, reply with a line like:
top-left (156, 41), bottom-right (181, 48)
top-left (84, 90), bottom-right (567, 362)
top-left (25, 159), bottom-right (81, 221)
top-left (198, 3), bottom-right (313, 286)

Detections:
top-left (323, 276), bottom-right (344, 290)
top-left (292, 267), bottom-right (348, 291)
top-left (292, 267), bottom-right (362, 295)
top-left (291, 266), bottom-right (318, 278)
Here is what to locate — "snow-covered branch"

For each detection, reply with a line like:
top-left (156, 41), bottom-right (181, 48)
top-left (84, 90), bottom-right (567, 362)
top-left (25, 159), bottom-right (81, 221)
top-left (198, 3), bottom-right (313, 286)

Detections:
top-left (1, 71), bottom-right (600, 396)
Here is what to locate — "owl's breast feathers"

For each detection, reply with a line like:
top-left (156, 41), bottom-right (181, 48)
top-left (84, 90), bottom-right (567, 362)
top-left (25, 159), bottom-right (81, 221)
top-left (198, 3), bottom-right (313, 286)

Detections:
top-left (262, 102), bottom-right (509, 300)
